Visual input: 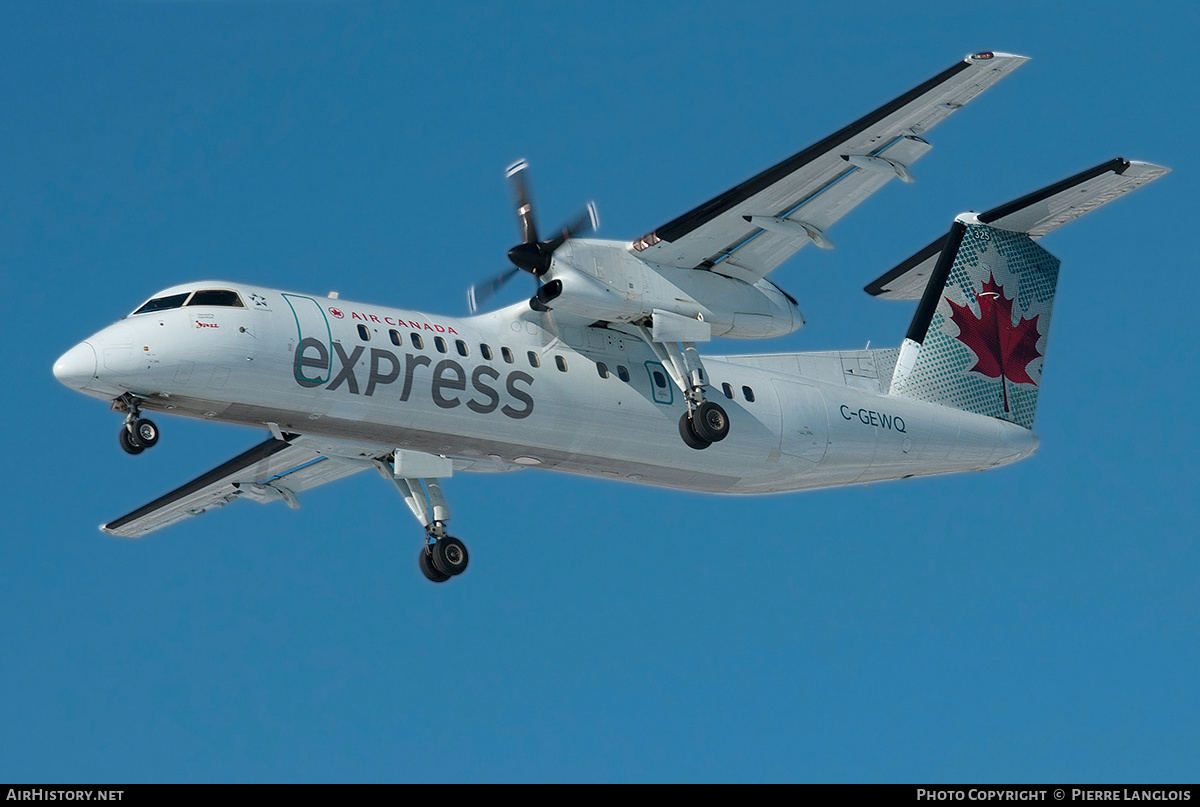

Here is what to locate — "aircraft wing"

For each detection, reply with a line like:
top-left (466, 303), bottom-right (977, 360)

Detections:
top-left (865, 157), bottom-right (1171, 299)
top-left (629, 52), bottom-right (1027, 283)
top-left (101, 433), bottom-right (394, 538)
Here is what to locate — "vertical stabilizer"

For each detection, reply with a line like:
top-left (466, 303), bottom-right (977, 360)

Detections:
top-left (888, 215), bottom-right (1060, 428)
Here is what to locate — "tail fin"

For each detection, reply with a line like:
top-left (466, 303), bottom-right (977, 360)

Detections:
top-left (887, 217), bottom-right (1057, 428)
top-left (879, 158), bottom-right (1168, 428)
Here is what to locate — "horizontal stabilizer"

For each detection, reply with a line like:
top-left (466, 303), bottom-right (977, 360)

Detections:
top-left (866, 158), bottom-right (1169, 299)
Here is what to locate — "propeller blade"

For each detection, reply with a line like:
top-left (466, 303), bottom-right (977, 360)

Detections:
top-left (499, 160), bottom-right (601, 310)
top-left (467, 267), bottom-right (522, 314)
top-left (505, 159), bottom-right (538, 245)
top-left (543, 201), bottom-right (599, 253)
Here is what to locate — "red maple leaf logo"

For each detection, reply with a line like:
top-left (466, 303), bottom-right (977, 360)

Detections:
top-left (946, 273), bottom-right (1042, 413)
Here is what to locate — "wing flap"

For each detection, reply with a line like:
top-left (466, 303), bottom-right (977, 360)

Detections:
top-left (723, 135), bottom-right (935, 277)
top-left (631, 52), bottom-right (1027, 280)
top-left (866, 158), bottom-right (1171, 299)
top-left (101, 434), bottom-right (392, 538)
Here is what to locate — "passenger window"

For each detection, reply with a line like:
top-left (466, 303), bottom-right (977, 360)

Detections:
top-left (481, 344), bottom-right (493, 361)
top-left (653, 371), bottom-right (667, 389)
top-left (597, 362), bottom-right (609, 379)
top-left (456, 340), bottom-right (469, 357)
top-left (555, 356), bottom-right (568, 372)
top-left (411, 333), bottom-right (423, 350)
top-left (722, 382), bottom-right (734, 399)
top-left (357, 324), bottom-right (370, 341)
top-left (132, 292), bottom-right (190, 315)
top-left (527, 351), bottom-right (540, 368)
top-left (617, 365), bottom-right (630, 382)
top-left (501, 347), bottom-right (514, 364)
top-left (186, 289), bottom-right (245, 308)
top-left (390, 330), bottom-right (402, 347)
top-left (435, 336), bottom-right (447, 353)
top-left (742, 385), bottom-right (755, 402)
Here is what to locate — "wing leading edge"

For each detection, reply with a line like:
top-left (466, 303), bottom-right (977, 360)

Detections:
top-left (630, 52), bottom-right (1028, 282)
top-left (101, 434), bottom-right (394, 538)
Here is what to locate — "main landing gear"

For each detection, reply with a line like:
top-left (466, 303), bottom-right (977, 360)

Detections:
top-left (634, 328), bottom-right (730, 451)
top-left (113, 393), bottom-right (160, 455)
top-left (418, 536), bottom-right (469, 583)
top-left (679, 400), bottom-right (729, 450)
top-left (391, 475), bottom-right (469, 583)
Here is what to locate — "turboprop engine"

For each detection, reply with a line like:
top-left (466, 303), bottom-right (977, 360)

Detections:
top-left (467, 159), bottom-right (803, 339)
top-left (534, 239), bottom-right (804, 339)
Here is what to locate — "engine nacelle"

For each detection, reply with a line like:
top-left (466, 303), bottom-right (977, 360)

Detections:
top-left (538, 239), bottom-right (803, 338)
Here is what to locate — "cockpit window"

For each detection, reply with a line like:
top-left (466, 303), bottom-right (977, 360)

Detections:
top-left (130, 289), bottom-right (246, 316)
top-left (132, 293), bottom-right (190, 315)
top-left (186, 289), bottom-right (245, 308)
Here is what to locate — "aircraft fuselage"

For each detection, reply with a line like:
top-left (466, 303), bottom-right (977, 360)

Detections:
top-left (54, 280), bottom-right (1038, 495)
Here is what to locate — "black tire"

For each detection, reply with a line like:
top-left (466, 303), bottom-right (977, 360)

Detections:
top-left (678, 411), bottom-right (711, 450)
top-left (118, 427), bottom-right (145, 455)
top-left (419, 547), bottom-right (450, 583)
top-left (692, 401), bottom-right (729, 442)
top-left (431, 536), bottom-right (469, 576)
top-left (132, 418), bottom-right (159, 448)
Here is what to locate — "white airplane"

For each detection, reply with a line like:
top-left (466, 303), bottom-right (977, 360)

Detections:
top-left (53, 52), bottom-right (1166, 582)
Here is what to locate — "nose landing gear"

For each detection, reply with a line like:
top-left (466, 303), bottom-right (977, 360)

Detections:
top-left (113, 394), bottom-right (159, 455)
top-left (118, 417), bottom-right (160, 454)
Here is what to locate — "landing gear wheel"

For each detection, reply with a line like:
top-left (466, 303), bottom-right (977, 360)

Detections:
top-left (419, 547), bottom-right (450, 583)
top-left (118, 427), bottom-right (145, 455)
top-left (431, 536), bottom-right (469, 576)
top-left (679, 411), bottom-right (711, 450)
top-left (131, 418), bottom-right (159, 448)
top-left (692, 401), bottom-right (729, 443)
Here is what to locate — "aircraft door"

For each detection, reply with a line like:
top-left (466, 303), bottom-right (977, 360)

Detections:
top-left (282, 294), bottom-right (333, 386)
top-left (772, 379), bottom-right (829, 464)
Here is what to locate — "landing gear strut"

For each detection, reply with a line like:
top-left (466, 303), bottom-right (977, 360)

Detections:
top-left (391, 475), bottom-right (469, 583)
top-left (634, 326), bottom-right (730, 450)
top-left (113, 394), bottom-right (159, 455)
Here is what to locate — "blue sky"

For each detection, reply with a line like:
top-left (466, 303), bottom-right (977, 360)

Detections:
top-left (3, 0), bottom-right (1197, 783)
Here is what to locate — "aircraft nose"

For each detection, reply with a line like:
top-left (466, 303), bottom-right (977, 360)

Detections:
top-left (53, 341), bottom-right (98, 390)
